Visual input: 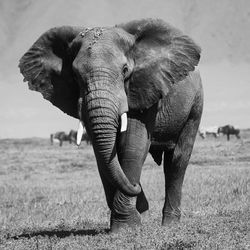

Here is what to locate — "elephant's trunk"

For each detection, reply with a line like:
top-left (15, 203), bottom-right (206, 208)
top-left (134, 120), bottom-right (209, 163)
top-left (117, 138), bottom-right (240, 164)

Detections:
top-left (83, 75), bottom-right (141, 196)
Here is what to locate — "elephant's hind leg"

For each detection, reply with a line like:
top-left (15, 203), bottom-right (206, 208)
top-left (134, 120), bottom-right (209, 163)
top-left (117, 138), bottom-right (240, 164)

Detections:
top-left (162, 110), bottom-right (201, 226)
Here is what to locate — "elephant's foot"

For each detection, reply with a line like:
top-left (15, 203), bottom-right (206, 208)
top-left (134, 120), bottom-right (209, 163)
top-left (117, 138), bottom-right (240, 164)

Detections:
top-left (110, 209), bottom-right (141, 233)
top-left (162, 209), bottom-right (181, 226)
top-left (110, 190), bottom-right (141, 233)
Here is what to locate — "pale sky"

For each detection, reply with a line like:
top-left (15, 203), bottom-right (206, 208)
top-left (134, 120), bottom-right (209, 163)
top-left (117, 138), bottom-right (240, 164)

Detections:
top-left (199, 61), bottom-right (250, 129)
top-left (0, 0), bottom-right (249, 138)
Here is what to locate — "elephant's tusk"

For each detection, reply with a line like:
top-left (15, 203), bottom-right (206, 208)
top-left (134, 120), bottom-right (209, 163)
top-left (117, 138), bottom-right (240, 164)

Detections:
top-left (77, 121), bottom-right (84, 146)
top-left (120, 113), bottom-right (128, 132)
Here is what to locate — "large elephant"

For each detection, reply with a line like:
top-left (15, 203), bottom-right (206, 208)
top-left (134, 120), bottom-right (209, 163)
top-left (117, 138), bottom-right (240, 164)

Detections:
top-left (19, 18), bottom-right (203, 232)
top-left (218, 125), bottom-right (240, 141)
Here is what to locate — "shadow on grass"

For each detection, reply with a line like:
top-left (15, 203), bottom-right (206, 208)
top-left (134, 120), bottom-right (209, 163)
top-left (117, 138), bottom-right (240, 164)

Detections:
top-left (9, 228), bottom-right (110, 240)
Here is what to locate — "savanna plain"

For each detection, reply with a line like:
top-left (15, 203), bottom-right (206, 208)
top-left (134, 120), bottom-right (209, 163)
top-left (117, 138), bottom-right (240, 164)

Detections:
top-left (0, 130), bottom-right (249, 250)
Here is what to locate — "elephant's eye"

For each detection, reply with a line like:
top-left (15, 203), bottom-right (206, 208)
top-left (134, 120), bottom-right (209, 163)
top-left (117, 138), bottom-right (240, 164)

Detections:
top-left (122, 64), bottom-right (129, 78)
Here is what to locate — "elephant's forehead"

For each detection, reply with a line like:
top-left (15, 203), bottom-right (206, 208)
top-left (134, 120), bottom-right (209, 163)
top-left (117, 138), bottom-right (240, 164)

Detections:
top-left (77, 27), bottom-right (133, 49)
top-left (79, 27), bottom-right (105, 39)
top-left (79, 27), bottom-right (117, 43)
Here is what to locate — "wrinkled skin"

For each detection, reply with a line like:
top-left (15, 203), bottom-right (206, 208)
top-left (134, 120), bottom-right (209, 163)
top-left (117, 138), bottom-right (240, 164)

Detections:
top-left (50, 131), bottom-right (70, 146)
top-left (218, 125), bottom-right (240, 141)
top-left (19, 19), bottom-right (203, 232)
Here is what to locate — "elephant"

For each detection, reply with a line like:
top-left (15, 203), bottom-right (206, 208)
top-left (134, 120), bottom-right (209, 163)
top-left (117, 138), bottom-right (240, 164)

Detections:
top-left (19, 18), bottom-right (203, 232)
top-left (68, 129), bottom-right (91, 145)
top-left (50, 131), bottom-right (70, 146)
top-left (218, 125), bottom-right (240, 141)
top-left (199, 126), bottom-right (219, 139)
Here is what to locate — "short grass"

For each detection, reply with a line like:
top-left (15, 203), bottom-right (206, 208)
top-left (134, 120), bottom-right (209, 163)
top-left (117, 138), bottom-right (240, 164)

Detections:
top-left (0, 131), bottom-right (249, 249)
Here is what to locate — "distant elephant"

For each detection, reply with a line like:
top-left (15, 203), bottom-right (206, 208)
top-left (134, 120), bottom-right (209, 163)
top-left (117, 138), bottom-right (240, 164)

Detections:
top-left (68, 130), bottom-right (78, 144)
top-left (199, 126), bottom-right (219, 139)
top-left (50, 131), bottom-right (70, 146)
top-left (218, 125), bottom-right (240, 141)
top-left (19, 18), bottom-right (203, 232)
top-left (68, 129), bottom-right (91, 145)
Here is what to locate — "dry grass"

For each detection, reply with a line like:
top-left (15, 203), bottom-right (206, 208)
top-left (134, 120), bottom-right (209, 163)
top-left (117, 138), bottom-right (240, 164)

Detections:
top-left (0, 131), bottom-right (249, 249)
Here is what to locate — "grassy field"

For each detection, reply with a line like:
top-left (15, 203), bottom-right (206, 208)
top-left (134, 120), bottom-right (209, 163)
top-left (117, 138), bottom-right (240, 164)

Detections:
top-left (0, 131), bottom-right (249, 249)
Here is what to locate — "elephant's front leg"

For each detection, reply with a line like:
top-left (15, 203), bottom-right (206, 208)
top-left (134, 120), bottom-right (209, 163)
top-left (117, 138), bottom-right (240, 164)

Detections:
top-left (110, 114), bottom-right (151, 232)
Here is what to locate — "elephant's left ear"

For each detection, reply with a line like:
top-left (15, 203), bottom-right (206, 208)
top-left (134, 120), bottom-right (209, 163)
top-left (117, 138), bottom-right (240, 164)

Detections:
top-left (119, 18), bottom-right (201, 110)
top-left (19, 26), bottom-right (83, 118)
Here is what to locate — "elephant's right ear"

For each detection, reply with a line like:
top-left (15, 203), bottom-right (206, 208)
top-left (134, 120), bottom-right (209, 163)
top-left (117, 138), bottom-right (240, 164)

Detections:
top-left (19, 26), bottom-right (83, 118)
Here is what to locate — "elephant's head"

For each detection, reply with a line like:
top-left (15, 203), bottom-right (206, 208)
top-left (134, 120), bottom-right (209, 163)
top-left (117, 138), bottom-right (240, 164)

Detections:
top-left (19, 19), bottom-right (200, 197)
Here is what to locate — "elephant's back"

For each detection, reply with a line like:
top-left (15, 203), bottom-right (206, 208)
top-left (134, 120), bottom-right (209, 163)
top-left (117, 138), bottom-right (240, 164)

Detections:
top-left (152, 70), bottom-right (202, 145)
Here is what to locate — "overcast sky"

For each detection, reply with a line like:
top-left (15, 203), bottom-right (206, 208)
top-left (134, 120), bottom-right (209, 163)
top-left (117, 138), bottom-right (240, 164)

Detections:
top-left (0, 0), bottom-right (249, 138)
